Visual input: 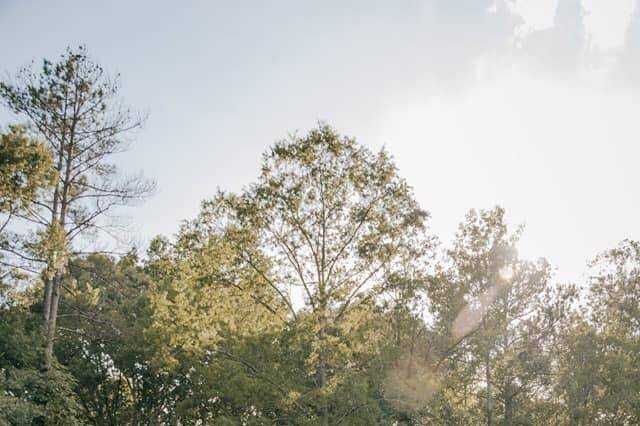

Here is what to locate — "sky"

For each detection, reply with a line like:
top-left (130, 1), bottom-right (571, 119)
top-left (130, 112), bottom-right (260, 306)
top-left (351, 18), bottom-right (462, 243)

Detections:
top-left (1, 0), bottom-right (639, 283)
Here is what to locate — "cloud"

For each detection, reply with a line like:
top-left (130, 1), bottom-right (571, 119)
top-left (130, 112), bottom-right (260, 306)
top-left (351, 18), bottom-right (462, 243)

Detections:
top-left (506, 0), bottom-right (559, 40)
top-left (509, 0), bottom-right (584, 76)
top-left (502, 0), bottom-right (638, 52)
top-left (489, 0), bottom-right (637, 79)
top-left (582, 0), bottom-right (637, 51)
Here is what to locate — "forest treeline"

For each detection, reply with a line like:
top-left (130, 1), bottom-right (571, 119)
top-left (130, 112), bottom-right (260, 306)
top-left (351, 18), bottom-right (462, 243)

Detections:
top-left (0, 47), bottom-right (638, 426)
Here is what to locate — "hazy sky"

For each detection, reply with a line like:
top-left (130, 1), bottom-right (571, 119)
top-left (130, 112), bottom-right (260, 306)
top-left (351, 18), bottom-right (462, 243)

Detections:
top-left (1, 0), bottom-right (639, 283)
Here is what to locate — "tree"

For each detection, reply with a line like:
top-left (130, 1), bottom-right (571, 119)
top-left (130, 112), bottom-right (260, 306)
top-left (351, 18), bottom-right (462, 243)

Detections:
top-left (423, 207), bottom-right (573, 425)
top-left (219, 124), bottom-right (434, 424)
top-left (0, 46), bottom-right (154, 369)
top-left (556, 240), bottom-right (640, 425)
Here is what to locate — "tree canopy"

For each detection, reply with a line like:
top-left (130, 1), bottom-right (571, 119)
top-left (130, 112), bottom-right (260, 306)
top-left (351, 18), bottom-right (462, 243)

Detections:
top-left (1, 47), bottom-right (638, 426)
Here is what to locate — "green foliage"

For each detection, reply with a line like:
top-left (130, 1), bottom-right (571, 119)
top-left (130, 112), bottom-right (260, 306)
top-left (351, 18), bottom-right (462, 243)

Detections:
top-left (554, 240), bottom-right (640, 425)
top-left (0, 290), bottom-right (85, 426)
top-left (414, 207), bottom-right (576, 425)
top-left (222, 124), bottom-right (434, 423)
top-left (0, 126), bottom-right (55, 215)
top-left (1, 87), bottom-right (639, 425)
top-left (145, 198), bottom-right (285, 358)
top-left (54, 254), bottom-right (158, 425)
top-left (0, 368), bottom-right (86, 426)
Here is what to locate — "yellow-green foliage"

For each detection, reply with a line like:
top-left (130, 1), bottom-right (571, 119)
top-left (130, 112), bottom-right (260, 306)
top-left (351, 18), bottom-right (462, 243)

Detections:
top-left (0, 126), bottom-right (55, 213)
top-left (146, 198), bottom-right (286, 361)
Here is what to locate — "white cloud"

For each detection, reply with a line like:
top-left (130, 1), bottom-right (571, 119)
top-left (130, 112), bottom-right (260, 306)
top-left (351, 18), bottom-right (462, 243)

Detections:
top-left (507, 0), bottom-right (559, 39)
top-left (505, 1), bottom-right (638, 53)
top-left (582, 0), bottom-right (637, 50)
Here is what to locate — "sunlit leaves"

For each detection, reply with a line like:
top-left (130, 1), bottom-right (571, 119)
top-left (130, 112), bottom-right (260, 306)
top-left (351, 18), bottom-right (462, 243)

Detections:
top-left (0, 126), bottom-right (55, 215)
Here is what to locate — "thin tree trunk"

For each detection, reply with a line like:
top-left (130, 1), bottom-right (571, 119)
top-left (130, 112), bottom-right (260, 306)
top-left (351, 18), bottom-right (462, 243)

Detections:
top-left (43, 275), bottom-right (53, 325)
top-left (486, 348), bottom-right (493, 426)
top-left (505, 395), bottom-right (513, 426)
top-left (42, 273), bottom-right (54, 369)
top-left (42, 122), bottom-right (65, 371)
top-left (43, 127), bottom-right (73, 369)
top-left (319, 324), bottom-right (329, 426)
top-left (44, 273), bottom-right (61, 368)
top-left (42, 174), bottom-right (62, 370)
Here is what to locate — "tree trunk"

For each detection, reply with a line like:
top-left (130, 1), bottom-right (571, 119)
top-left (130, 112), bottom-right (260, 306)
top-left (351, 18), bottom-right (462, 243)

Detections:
top-left (318, 323), bottom-right (329, 426)
top-left (44, 274), bottom-right (61, 369)
top-left (42, 276), bottom-right (53, 326)
top-left (504, 392), bottom-right (513, 425)
top-left (43, 135), bottom-right (72, 369)
top-left (486, 350), bottom-right (493, 426)
top-left (42, 161), bottom-right (62, 370)
top-left (42, 273), bottom-right (54, 370)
